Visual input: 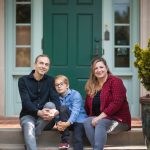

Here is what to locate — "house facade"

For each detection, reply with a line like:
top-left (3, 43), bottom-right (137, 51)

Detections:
top-left (0, 0), bottom-right (149, 117)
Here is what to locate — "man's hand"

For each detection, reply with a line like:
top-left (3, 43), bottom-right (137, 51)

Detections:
top-left (56, 121), bottom-right (71, 131)
top-left (50, 109), bottom-right (59, 116)
top-left (37, 110), bottom-right (46, 118)
top-left (37, 108), bottom-right (59, 121)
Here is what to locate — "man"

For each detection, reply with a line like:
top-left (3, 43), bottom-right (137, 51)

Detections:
top-left (18, 54), bottom-right (60, 150)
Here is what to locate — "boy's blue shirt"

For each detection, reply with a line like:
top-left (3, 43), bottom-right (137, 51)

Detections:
top-left (59, 89), bottom-right (87, 124)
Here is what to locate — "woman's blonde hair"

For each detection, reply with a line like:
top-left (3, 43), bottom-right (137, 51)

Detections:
top-left (55, 75), bottom-right (69, 86)
top-left (85, 57), bottom-right (111, 97)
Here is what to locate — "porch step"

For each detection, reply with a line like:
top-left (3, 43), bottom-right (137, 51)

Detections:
top-left (0, 117), bottom-right (146, 150)
top-left (0, 128), bottom-right (146, 150)
top-left (0, 144), bottom-right (147, 150)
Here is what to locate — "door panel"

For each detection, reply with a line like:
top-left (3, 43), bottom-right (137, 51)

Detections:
top-left (43, 0), bottom-right (102, 97)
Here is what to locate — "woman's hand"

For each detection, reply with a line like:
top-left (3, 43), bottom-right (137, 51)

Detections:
top-left (91, 112), bottom-right (107, 127)
top-left (91, 116), bottom-right (101, 127)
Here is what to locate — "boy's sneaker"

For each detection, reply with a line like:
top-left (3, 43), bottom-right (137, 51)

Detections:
top-left (58, 142), bottom-right (70, 149)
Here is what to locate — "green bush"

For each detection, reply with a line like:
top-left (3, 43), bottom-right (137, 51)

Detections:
top-left (133, 39), bottom-right (150, 91)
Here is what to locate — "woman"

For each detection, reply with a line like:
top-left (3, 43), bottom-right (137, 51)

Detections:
top-left (54, 75), bottom-right (87, 150)
top-left (83, 57), bottom-right (131, 150)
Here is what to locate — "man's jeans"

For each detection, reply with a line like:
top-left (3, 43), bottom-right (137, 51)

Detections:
top-left (20, 102), bottom-right (56, 150)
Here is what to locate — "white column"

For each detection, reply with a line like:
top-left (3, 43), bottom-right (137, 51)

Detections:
top-left (0, 0), bottom-right (5, 116)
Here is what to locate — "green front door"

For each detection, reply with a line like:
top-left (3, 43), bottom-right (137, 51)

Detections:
top-left (43, 0), bottom-right (102, 97)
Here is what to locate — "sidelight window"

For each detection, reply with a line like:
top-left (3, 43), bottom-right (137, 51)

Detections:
top-left (16, 0), bottom-right (31, 67)
top-left (113, 0), bottom-right (130, 67)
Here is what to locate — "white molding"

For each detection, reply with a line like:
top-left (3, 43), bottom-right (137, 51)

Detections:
top-left (0, 0), bottom-right (5, 116)
top-left (32, 0), bottom-right (43, 63)
top-left (5, 0), bottom-right (16, 116)
top-left (102, 0), bottom-right (113, 69)
top-left (130, 0), bottom-right (140, 117)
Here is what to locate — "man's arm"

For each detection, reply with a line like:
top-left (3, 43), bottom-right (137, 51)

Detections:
top-left (49, 78), bottom-right (61, 110)
top-left (18, 77), bottom-right (38, 116)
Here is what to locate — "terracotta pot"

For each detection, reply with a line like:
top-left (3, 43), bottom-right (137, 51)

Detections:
top-left (140, 95), bottom-right (150, 150)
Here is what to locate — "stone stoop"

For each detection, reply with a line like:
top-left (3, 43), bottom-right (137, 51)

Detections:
top-left (0, 145), bottom-right (147, 150)
top-left (0, 117), bottom-right (147, 150)
top-left (0, 127), bottom-right (147, 150)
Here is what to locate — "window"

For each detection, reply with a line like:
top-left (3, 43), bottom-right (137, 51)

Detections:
top-left (113, 0), bottom-right (130, 67)
top-left (16, 0), bottom-right (31, 67)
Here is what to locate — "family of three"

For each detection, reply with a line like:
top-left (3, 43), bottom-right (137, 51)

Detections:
top-left (18, 54), bottom-right (131, 150)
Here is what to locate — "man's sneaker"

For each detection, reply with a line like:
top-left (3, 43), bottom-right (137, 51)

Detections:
top-left (58, 143), bottom-right (70, 149)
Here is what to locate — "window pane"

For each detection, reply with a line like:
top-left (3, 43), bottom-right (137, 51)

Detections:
top-left (115, 47), bottom-right (129, 67)
top-left (16, 26), bottom-right (31, 45)
top-left (114, 1), bottom-right (130, 23)
top-left (16, 48), bottom-right (31, 67)
top-left (16, 4), bottom-right (31, 23)
top-left (115, 26), bottom-right (129, 45)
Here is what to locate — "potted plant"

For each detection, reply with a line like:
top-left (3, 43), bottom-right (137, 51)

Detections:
top-left (133, 39), bottom-right (150, 149)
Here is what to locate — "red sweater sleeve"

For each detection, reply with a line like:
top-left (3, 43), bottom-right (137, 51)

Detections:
top-left (101, 76), bottom-right (127, 116)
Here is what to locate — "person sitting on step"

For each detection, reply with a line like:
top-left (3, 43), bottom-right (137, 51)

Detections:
top-left (54, 75), bottom-right (87, 150)
top-left (18, 54), bottom-right (60, 150)
top-left (83, 57), bottom-right (131, 150)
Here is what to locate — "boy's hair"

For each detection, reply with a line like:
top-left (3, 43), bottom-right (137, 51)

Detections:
top-left (55, 75), bottom-right (69, 86)
top-left (35, 54), bottom-right (50, 63)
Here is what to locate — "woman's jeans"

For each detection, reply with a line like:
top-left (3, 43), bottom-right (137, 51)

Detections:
top-left (20, 102), bottom-right (56, 150)
top-left (83, 117), bottom-right (129, 150)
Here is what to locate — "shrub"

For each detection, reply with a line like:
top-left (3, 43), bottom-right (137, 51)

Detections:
top-left (133, 39), bottom-right (150, 91)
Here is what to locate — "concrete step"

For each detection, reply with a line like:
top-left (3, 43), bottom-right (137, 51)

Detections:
top-left (107, 128), bottom-right (145, 145)
top-left (0, 128), bottom-right (145, 145)
top-left (0, 144), bottom-right (147, 150)
top-left (0, 117), bottom-right (146, 150)
top-left (0, 128), bottom-right (146, 150)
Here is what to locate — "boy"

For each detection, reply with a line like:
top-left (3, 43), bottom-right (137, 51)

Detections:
top-left (54, 75), bottom-right (87, 150)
